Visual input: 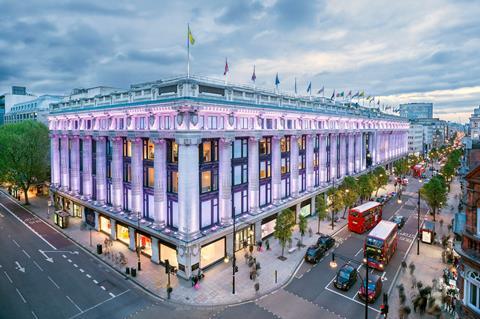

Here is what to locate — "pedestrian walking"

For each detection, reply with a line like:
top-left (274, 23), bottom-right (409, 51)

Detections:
top-left (308, 227), bottom-right (313, 238)
top-left (450, 296), bottom-right (456, 314)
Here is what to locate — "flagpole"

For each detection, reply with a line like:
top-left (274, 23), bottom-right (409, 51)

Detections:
top-left (187, 23), bottom-right (190, 78)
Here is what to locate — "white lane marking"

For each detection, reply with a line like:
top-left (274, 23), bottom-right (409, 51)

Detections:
top-left (93, 279), bottom-right (98, 284)
top-left (86, 274), bottom-right (91, 278)
top-left (12, 239), bottom-right (20, 247)
top-left (0, 203), bottom-right (56, 250)
top-left (66, 295), bottom-right (82, 312)
top-left (48, 276), bottom-right (60, 289)
top-left (67, 259), bottom-right (72, 263)
top-left (109, 292), bottom-right (115, 298)
top-left (16, 288), bottom-right (27, 303)
top-left (100, 286), bottom-right (106, 291)
top-left (67, 290), bottom-right (130, 319)
top-left (73, 264), bottom-right (78, 268)
top-left (325, 286), bottom-right (380, 313)
top-left (62, 255), bottom-right (67, 258)
top-left (38, 250), bottom-right (54, 263)
top-left (15, 261), bottom-right (25, 273)
top-left (4, 271), bottom-right (13, 284)
top-left (79, 269), bottom-right (84, 273)
top-left (31, 311), bottom-right (39, 319)
top-left (33, 261), bottom-right (44, 272)
top-left (22, 250), bottom-right (31, 258)
top-left (354, 248), bottom-right (362, 257)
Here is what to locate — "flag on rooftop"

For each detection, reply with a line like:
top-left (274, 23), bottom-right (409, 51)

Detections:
top-left (352, 91), bottom-right (359, 98)
top-left (294, 77), bottom-right (297, 94)
top-left (224, 58), bottom-right (229, 76)
top-left (317, 86), bottom-right (324, 95)
top-left (331, 90), bottom-right (336, 99)
top-left (307, 82), bottom-right (312, 94)
top-left (347, 90), bottom-right (352, 98)
top-left (188, 25), bottom-right (195, 45)
top-left (251, 65), bottom-right (256, 82)
top-left (275, 73), bottom-right (280, 86)
top-left (359, 91), bottom-right (365, 97)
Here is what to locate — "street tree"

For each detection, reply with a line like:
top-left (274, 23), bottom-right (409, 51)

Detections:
top-left (0, 121), bottom-right (49, 205)
top-left (340, 176), bottom-right (359, 218)
top-left (394, 158), bottom-right (410, 177)
top-left (298, 214), bottom-right (308, 247)
top-left (372, 166), bottom-right (389, 196)
top-left (315, 194), bottom-right (328, 234)
top-left (357, 173), bottom-right (375, 202)
top-left (274, 208), bottom-right (296, 259)
top-left (420, 176), bottom-right (447, 222)
top-left (328, 187), bottom-right (344, 226)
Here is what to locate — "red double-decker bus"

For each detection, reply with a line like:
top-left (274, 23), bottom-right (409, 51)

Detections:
top-left (348, 201), bottom-right (383, 234)
top-left (364, 220), bottom-right (398, 270)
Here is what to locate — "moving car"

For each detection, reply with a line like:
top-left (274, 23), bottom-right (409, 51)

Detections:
top-left (334, 264), bottom-right (358, 291)
top-left (317, 234), bottom-right (335, 251)
top-left (358, 274), bottom-right (383, 303)
top-left (304, 245), bottom-right (325, 263)
top-left (392, 215), bottom-right (406, 229)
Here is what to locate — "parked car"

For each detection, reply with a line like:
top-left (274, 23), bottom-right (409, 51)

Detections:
top-left (375, 195), bottom-right (388, 204)
top-left (304, 245), bottom-right (325, 263)
top-left (358, 274), bottom-right (383, 303)
top-left (317, 234), bottom-right (335, 251)
top-left (334, 263), bottom-right (358, 291)
top-left (392, 215), bottom-right (406, 229)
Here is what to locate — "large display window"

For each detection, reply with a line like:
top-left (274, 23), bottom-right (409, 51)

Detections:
top-left (261, 215), bottom-right (277, 239)
top-left (235, 225), bottom-right (255, 251)
top-left (72, 203), bottom-right (82, 218)
top-left (99, 216), bottom-right (111, 235)
top-left (160, 244), bottom-right (178, 268)
top-left (136, 233), bottom-right (152, 256)
top-left (116, 224), bottom-right (130, 245)
top-left (200, 238), bottom-right (225, 269)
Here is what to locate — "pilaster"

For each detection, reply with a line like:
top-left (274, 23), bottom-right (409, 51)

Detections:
top-left (153, 139), bottom-right (167, 224)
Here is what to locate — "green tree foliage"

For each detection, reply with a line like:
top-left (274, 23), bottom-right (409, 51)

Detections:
top-left (339, 176), bottom-right (359, 218)
top-left (357, 173), bottom-right (375, 202)
top-left (328, 186), bottom-right (344, 222)
top-left (394, 158), bottom-right (410, 177)
top-left (420, 176), bottom-right (447, 222)
top-left (298, 214), bottom-right (308, 246)
top-left (315, 194), bottom-right (328, 233)
top-left (372, 166), bottom-right (389, 196)
top-left (274, 208), bottom-right (296, 258)
top-left (429, 147), bottom-right (439, 162)
top-left (0, 121), bottom-right (49, 204)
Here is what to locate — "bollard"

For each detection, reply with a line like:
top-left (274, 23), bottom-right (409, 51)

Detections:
top-left (125, 267), bottom-right (130, 275)
top-left (275, 270), bottom-right (278, 283)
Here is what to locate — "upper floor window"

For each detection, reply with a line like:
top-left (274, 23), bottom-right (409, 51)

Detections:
top-left (207, 116), bottom-right (218, 129)
top-left (167, 140), bottom-right (178, 164)
top-left (259, 137), bottom-right (271, 155)
top-left (233, 163), bottom-right (248, 185)
top-left (200, 140), bottom-right (218, 163)
top-left (201, 170), bottom-right (218, 193)
top-left (143, 139), bottom-right (155, 160)
top-left (233, 138), bottom-right (248, 159)
top-left (167, 170), bottom-right (178, 193)
top-left (280, 137), bottom-right (290, 153)
top-left (281, 157), bottom-right (290, 174)
top-left (298, 135), bottom-right (306, 150)
top-left (260, 160), bottom-right (271, 179)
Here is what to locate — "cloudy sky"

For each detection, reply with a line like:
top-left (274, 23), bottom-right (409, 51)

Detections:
top-left (1, 0), bottom-right (479, 122)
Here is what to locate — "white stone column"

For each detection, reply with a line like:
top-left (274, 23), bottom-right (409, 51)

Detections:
top-left (330, 133), bottom-right (337, 181)
top-left (219, 138), bottom-right (232, 222)
top-left (339, 134), bottom-right (346, 177)
top-left (60, 135), bottom-right (70, 190)
top-left (130, 138), bottom-right (144, 215)
top-left (82, 136), bottom-right (93, 199)
top-left (248, 136), bottom-right (260, 212)
top-left (153, 139), bottom-right (167, 224)
top-left (95, 136), bottom-right (107, 205)
top-left (362, 133), bottom-right (367, 171)
top-left (290, 135), bottom-right (299, 196)
top-left (151, 237), bottom-right (160, 264)
top-left (50, 134), bottom-right (61, 187)
top-left (354, 133), bottom-right (361, 173)
top-left (128, 226), bottom-right (136, 251)
top-left (94, 211), bottom-right (99, 231)
top-left (348, 134), bottom-right (355, 174)
top-left (271, 136), bottom-right (281, 204)
top-left (110, 218), bottom-right (117, 240)
top-left (70, 136), bottom-right (80, 194)
top-left (319, 134), bottom-right (327, 183)
top-left (177, 135), bottom-right (200, 236)
top-left (306, 134), bottom-right (314, 191)
top-left (111, 137), bottom-right (124, 210)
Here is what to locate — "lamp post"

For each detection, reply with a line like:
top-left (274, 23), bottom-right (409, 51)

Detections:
top-left (137, 211), bottom-right (142, 271)
top-left (331, 178), bottom-right (335, 230)
top-left (232, 206), bottom-right (237, 294)
top-left (330, 252), bottom-right (370, 319)
top-left (417, 178), bottom-right (423, 255)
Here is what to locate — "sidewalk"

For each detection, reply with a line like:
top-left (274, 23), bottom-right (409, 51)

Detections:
top-left (8, 190), bottom-right (348, 306)
top-left (388, 175), bottom-right (461, 318)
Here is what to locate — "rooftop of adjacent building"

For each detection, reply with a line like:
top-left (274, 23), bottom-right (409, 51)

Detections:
top-left (49, 75), bottom-right (405, 122)
top-left (8, 94), bottom-right (64, 113)
top-left (398, 102), bottom-right (433, 107)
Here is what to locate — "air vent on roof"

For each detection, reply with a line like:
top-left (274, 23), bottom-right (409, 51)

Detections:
top-left (158, 85), bottom-right (178, 95)
top-left (199, 85), bottom-right (224, 96)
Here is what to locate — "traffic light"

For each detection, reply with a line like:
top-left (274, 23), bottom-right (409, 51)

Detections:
top-left (380, 304), bottom-right (389, 316)
top-left (165, 259), bottom-right (170, 274)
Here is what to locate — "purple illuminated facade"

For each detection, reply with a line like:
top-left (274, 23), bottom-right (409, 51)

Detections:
top-left (49, 76), bottom-right (409, 278)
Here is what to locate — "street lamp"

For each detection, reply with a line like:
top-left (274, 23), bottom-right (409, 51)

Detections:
top-left (417, 179), bottom-right (423, 255)
top-left (232, 206), bottom-right (237, 294)
top-left (137, 211), bottom-right (142, 271)
top-left (331, 178), bottom-right (336, 230)
top-left (330, 252), bottom-right (370, 319)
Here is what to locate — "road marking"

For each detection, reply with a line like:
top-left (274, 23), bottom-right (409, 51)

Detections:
top-left (67, 290), bottom-right (130, 319)
top-left (73, 264), bottom-right (78, 268)
top-left (100, 286), bottom-right (106, 291)
top-left (324, 286), bottom-right (380, 313)
top-left (12, 239), bottom-right (20, 247)
top-left (31, 311), bottom-right (39, 319)
top-left (0, 203), bottom-right (56, 250)
top-left (22, 250), bottom-right (31, 258)
top-left (62, 255), bottom-right (67, 258)
top-left (354, 248), bottom-right (362, 257)
top-left (38, 250), bottom-right (54, 263)
top-left (86, 274), bottom-right (91, 278)
top-left (66, 295), bottom-right (82, 312)
top-left (93, 279), bottom-right (98, 284)
top-left (4, 271), bottom-right (13, 284)
top-left (15, 261), bottom-right (25, 273)
top-left (109, 292), bottom-right (115, 298)
top-left (48, 276), bottom-right (60, 289)
top-left (68, 259), bottom-right (72, 263)
top-left (79, 268), bottom-right (84, 273)
top-left (33, 261), bottom-right (44, 272)
top-left (16, 288), bottom-right (27, 303)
